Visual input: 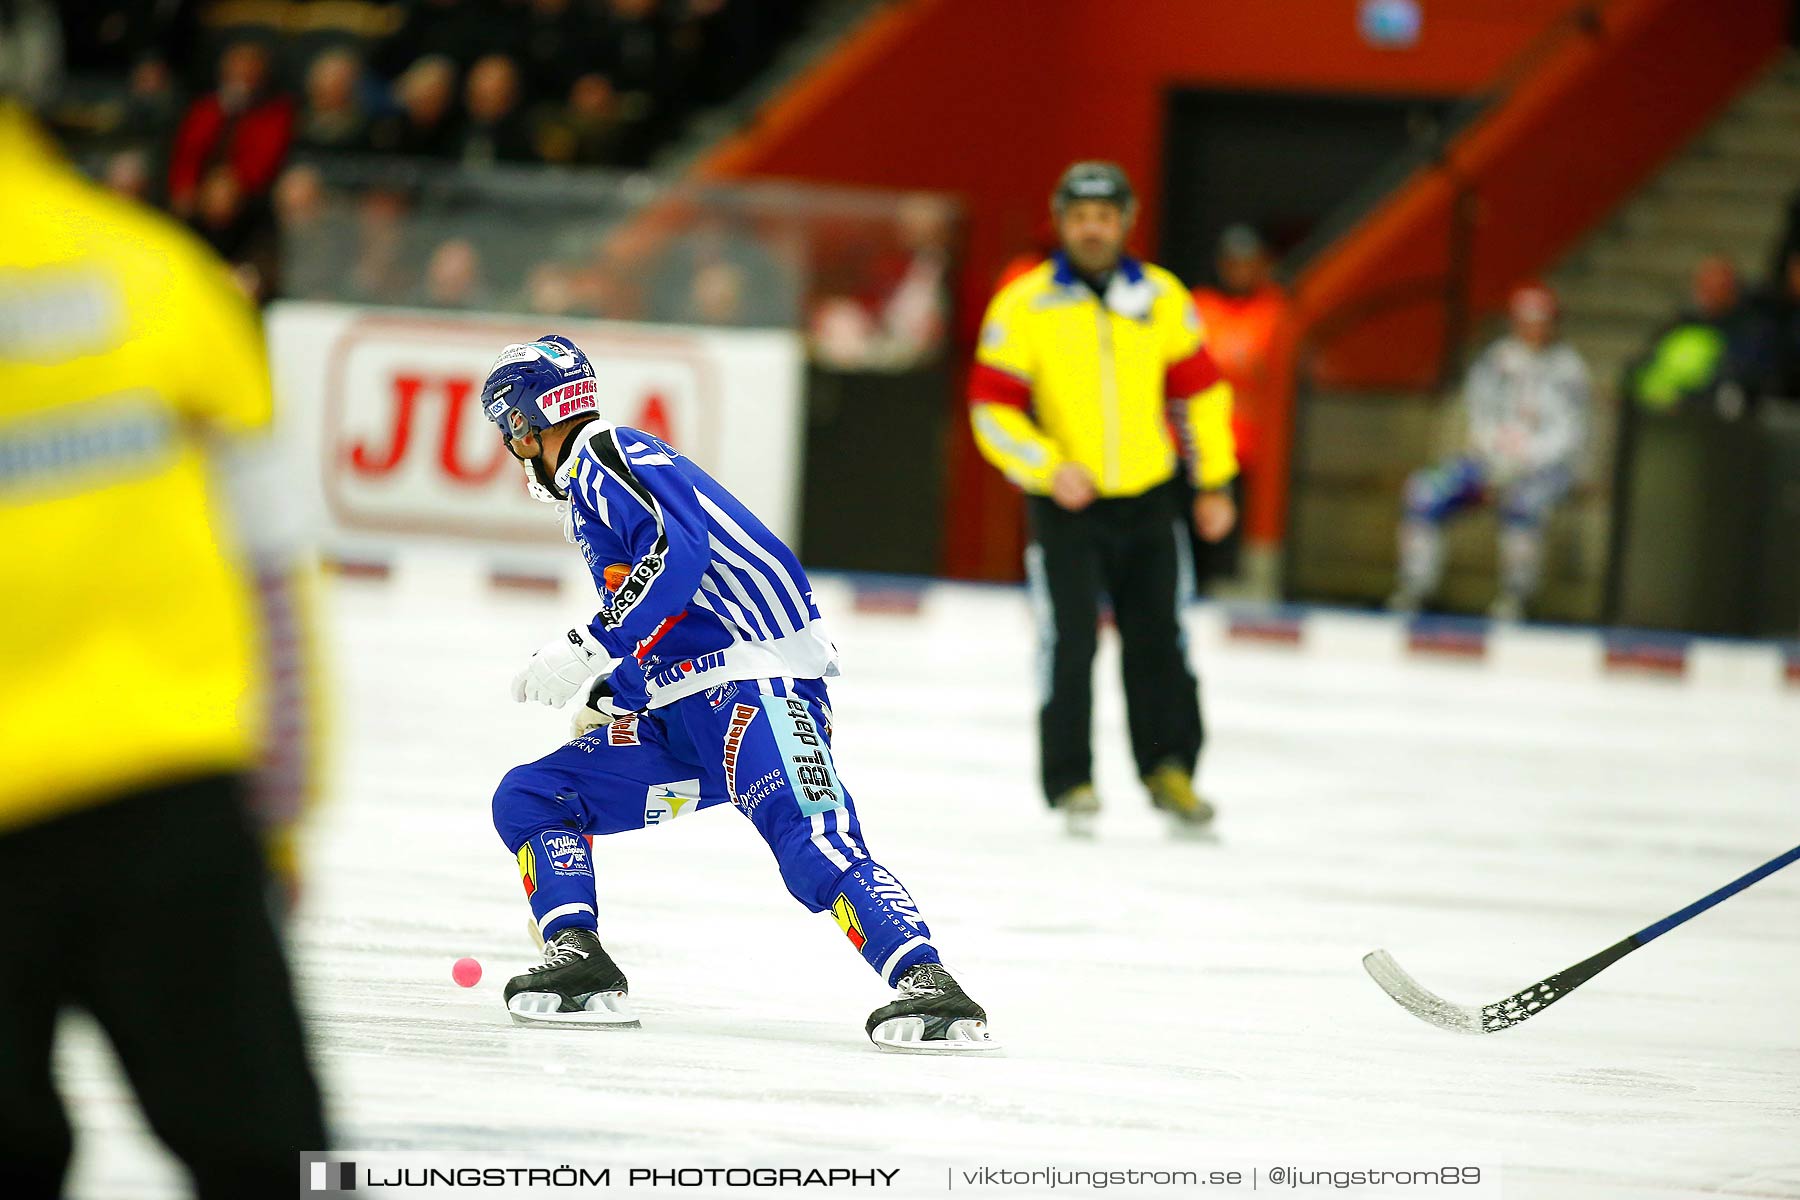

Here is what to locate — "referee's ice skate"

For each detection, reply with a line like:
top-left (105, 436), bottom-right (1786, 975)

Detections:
top-left (503, 928), bottom-right (638, 1028)
top-left (865, 964), bottom-right (997, 1054)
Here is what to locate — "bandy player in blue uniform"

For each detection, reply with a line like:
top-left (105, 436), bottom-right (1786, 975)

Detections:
top-left (483, 336), bottom-right (995, 1053)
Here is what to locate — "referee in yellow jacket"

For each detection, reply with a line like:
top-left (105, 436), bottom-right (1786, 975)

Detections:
top-left (0, 5), bottom-right (325, 1193)
top-left (971, 161), bottom-right (1237, 834)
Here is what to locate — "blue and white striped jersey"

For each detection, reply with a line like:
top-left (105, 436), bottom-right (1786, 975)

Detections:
top-left (556, 423), bottom-right (838, 710)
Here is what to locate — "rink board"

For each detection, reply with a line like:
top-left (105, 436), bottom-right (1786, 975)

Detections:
top-left (264, 302), bottom-right (806, 562)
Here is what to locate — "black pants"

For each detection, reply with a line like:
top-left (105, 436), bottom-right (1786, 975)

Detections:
top-left (1027, 479), bottom-right (1204, 804)
top-left (0, 775), bottom-right (326, 1199)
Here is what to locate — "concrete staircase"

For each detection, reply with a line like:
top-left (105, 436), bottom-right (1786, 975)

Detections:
top-left (1283, 51), bottom-right (1799, 621)
top-left (1554, 51), bottom-right (1800, 392)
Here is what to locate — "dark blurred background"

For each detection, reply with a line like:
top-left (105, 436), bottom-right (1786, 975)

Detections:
top-left (43, 0), bottom-right (1800, 637)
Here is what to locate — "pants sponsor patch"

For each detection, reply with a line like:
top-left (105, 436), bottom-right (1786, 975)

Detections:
top-left (722, 703), bottom-right (759, 801)
top-left (607, 716), bottom-right (640, 746)
top-left (831, 893), bottom-right (867, 951)
top-left (644, 779), bottom-right (701, 826)
top-left (732, 768), bottom-right (784, 816)
top-left (516, 843), bottom-right (537, 897)
top-left (759, 694), bottom-right (844, 817)
top-left (862, 865), bottom-right (927, 930)
top-left (539, 830), bottom-right (590, 876)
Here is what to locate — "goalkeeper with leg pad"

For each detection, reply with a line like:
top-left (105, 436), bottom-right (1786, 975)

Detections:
top-left (483, 336), bottom-right (996, 1054)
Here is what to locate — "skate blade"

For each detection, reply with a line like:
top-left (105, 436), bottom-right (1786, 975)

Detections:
top-left (1165, 815), bottom-right (1219, 843)
top-left (1062, 811), bottom-right (1098, 839)
top-left (868, 1017), bottom-right (1001, 1054)
top-left (507, 990), bottom-right (640, 1029)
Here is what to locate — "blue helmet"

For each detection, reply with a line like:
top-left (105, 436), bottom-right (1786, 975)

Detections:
top-left (482, 334), bottom-right (599, 503)
top-left (480, 335), bottom-right (599, 446)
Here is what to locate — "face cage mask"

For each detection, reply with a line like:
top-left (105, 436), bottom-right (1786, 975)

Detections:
top-left (504, 409), bottom-right (582, 542)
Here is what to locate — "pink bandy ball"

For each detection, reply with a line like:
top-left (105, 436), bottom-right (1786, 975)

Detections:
top-left (451, 957), bottom-right (482, 988)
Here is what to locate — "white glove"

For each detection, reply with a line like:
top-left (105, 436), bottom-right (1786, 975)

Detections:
top-left (511, 626), bottom-right (608, 707)
top-left (570, 676), bottom-right (627, 738)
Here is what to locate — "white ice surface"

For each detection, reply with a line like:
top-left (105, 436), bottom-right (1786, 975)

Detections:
top-left (58, 563), bottom-right (1800, 1199)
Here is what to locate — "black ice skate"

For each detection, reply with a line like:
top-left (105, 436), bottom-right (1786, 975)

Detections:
top-left (865, 963), bottom-right (997, 1054)
top-left (504, 928), bottom-right (638, 1028)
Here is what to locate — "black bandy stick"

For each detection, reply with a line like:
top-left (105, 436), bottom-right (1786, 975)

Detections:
top-left (1364, 843), bottom-right (1800, 1034)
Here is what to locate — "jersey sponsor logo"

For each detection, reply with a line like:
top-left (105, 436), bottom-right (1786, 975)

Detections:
top-left (600, 551), bottom-right (666, 630)
top-left (732, 768), bottom-right (783, 816)
top-left (831, 894), bottom-right (868, 952)
top-left (647, 648), bottom-right (726, 689)
top-left (863, 867), bottom-right (926, 930)
top-left (540, 831), bottom-right (590, 875)
top-left (704, 681), bottom-right (739, 710)
top-left (535, 377), bottom-right (598, 422)
top-left (607, 715), bottom-right (640, 746)
top-left (644, 779), bottom-right (700, 826)
top-left (722, 702), bottom-right (760, 801)
top-left (516, 843), bottom-right (538, 898)
top-left (603, 562), bottom-right (630, 592)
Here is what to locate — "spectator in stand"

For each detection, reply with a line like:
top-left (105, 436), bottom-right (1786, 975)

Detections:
top-left (348, 186), bottom-right (414, 304)
top-left (524, 261), bottom-right (582, 316)
top-left (376, 0), bottom-right (493, 77)
top-left (273, 164), bottom-right (352, 301)
top-left (1753, 247), bottom-right (1800, 400)
top-left (119, 55), bottom-right (180, 146)
top-left (295, 49), bottom-right (370, 154)
top-left (191, 163), bottom-right (279, 302)
top-left (534, 73), bottom-right (629, 166)
top-left (1388, 284), bottom-right (1591, 622)
top-left (1623, 255), bottom-right (1768, 411)
top-left (1188, 224), bottom-right (1291, 585)
top-left (102, 146), bottom-right (153, 202)
top-left (166, 41), bottom-right (293, 218)
top-left (456, 55), bottom-right (535, 166)
top-left (650, 211), bottom-right (797, 328)
top-left (808, 195), bottom-right (951, 369)
top-left (681, 260), bottom-right (751, 326)
top-left (58, 0), bottom-right (198, 77)
top-left (419, 236), bottom-right (489, 309)
top-left (514, 0), bottom-right (597, 107)
top-left (880, 193), bottom-right (952, 360)
top-left (370, 55), bottom-right (460, 158)
top-left (601, 0), bottom-right (676, 155)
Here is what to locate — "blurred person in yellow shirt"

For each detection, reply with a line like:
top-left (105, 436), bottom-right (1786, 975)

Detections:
top-left (969, 161), bottom-right (1237, 836)
top-left (0, 4), bottom-right (326, 1194)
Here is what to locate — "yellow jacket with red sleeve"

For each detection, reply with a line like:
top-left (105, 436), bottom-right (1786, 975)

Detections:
top-left (968, 253), bottom-right (1238, 496)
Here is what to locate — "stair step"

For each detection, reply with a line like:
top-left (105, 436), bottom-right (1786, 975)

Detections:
top-left (1655, 158), bottom-right (1798, 202)
top-left (1578, 237), bottom-right (1771, 280)
top-left (1563, 328), bottom-right (1648, 366)
top-left (1618, 196), bottom-right (1788, 243)
top-left (1562, 312), bottom-right (1659, 343)
top-left (1730, 87), bottom-right (1800, 123)
top-left (1555, 278), bottom-right (1684, 321)
top-left (1704, 122), bottom-right (1800, 162)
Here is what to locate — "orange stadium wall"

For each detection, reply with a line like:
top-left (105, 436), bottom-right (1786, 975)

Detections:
top-left (1266, 0), bottom-right (1788, 548)
top-left (698, 0), bottom-right (1777, 579)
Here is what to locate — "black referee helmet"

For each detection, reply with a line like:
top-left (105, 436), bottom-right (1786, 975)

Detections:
top-left (1051, 161), bottom-right (1136, 217)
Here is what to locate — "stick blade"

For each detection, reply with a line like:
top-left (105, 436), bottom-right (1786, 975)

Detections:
top-left (1362, 950), bottom-right (1491, 1035)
